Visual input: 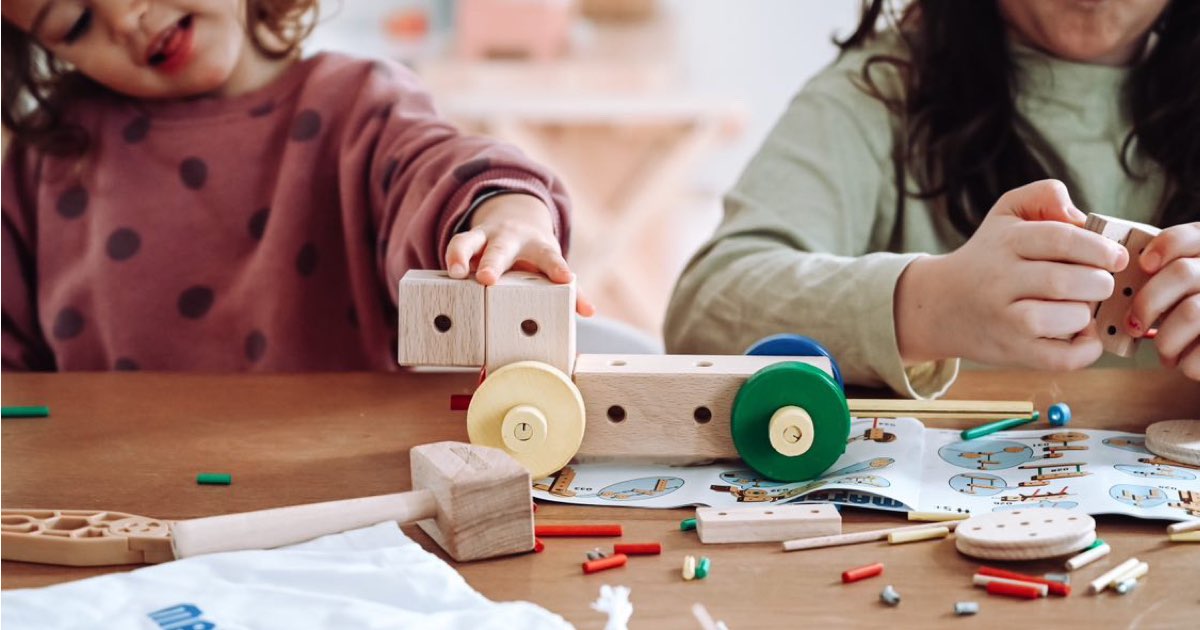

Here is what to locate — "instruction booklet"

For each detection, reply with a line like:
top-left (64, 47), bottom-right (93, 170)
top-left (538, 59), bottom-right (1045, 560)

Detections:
top-left (532, 417), bottom-right (1199, 521)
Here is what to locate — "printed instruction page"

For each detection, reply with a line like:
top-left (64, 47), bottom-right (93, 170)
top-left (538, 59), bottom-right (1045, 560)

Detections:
top-left (532, 418), bottom-right (1199, 521)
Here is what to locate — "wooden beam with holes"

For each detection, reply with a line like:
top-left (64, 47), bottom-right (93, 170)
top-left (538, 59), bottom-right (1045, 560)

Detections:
top-left (696, 504), bottom-right (841, 544)
top-left (1085, 213), bottom-right (1161, 357)
top-left (571, 354), bottom-right (833, 463)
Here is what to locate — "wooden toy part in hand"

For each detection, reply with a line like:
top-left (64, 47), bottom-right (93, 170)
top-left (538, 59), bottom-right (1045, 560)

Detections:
top-left (1, 442), bottom-right (534, 566)
top-left (1084, 213), bottom-right (1162, 357)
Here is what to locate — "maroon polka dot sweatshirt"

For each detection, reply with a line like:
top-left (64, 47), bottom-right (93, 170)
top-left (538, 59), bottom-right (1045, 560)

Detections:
top-left (1, 53), bottom-right (571, 371)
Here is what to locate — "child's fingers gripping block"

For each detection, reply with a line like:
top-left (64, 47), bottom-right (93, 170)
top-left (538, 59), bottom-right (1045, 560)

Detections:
top-left (398, 270), bottom-right (485, 366)
top-left (484, 272), bottom-right (576, 375)
top-left (1084, 213), bottom-right (1162, 358)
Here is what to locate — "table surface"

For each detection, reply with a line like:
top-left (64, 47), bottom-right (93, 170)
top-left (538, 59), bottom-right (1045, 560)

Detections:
top-left (3, 369), bottom-right (1198, 629)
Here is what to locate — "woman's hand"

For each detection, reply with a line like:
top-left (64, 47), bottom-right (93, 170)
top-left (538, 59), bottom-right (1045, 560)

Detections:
top-left (444, 193), bottom-right (595, 316)
top-left (896, 179), bottom-right (1128, 369)
top-left (1126, 223), bottom-right (1200, 380)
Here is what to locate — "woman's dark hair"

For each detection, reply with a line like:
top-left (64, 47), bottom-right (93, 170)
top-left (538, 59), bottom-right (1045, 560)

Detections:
top-left (839, 0), bottom-right (1199, 234)
top-left (2, 0), bottom-right (319, 156)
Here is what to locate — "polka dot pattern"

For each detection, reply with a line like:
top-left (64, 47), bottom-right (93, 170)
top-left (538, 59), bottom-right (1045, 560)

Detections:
top-left (178, 286), bottom-right (215, 319)
top-left (248, 207), bottom-right (270, 240)
top-left (453, 158), bottom-right (492, 183)
top-left (122, 116), bottom-right (151, 143)
top-left (56, 186), bottom-right (88, 219)
top-left (249, 101), bottom-right (275, 117)
top-left (290, 110), bottom-right (322, 141)
top-left (52, 308), bottom-right (85, 340)
top-left (180, 157), bottom-right (208, 190)
top-left (106, 228), bottom-right (142, 261)
top-left (245, 330), bottom-right (267, 362)
top-left (296, 243), bottom-right (319, 277)
top-left (114, 358), bottom-right (139, 371)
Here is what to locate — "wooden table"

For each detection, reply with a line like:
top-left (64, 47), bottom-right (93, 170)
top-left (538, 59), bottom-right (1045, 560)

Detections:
top-left (3, 370), bottom-right (1198, 628)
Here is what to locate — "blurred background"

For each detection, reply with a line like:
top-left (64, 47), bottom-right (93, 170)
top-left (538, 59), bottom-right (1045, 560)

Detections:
top-left (310, 0), bottom-right (860, 338)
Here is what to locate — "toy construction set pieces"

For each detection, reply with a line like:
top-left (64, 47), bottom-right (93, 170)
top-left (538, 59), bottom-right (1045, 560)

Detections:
top-left (1, 442), bottom-right (535, 566)
top-left (954, 508), bottom-right (1096, 561)
top-left (399, 270), bottom-right (576, 374)
top-left (695, 504), bottom-right (840, 544)
top-left (1144, 419), bottom-right (1200, 466)
top-left (400, 269), bottom-right (1033, 483)
top-left (1084, 213), bottom-right (1161, 357)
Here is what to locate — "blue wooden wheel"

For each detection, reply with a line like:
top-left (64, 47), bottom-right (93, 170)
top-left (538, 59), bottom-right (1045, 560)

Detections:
top-left (746, 334), bottom-right (844, 391)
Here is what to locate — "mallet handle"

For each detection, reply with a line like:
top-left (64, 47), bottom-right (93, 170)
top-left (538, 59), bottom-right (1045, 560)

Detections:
top-left (171, 489), bottom-right (437, 558)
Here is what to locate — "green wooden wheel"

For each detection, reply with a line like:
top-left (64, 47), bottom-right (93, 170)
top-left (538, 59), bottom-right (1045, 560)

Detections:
top-left (731, 361), bottom-right (851, 482)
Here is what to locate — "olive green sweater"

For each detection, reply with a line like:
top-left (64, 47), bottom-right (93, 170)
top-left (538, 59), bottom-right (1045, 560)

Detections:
top-left (665, 34), bottom-right (1165, 398)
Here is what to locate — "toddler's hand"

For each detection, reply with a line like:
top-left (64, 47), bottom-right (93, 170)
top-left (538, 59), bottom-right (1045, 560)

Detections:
top-left (444, 194), bottom-right (595, 316)
top-left (897, 180), bottom-right (1128, 370)
top-left (1125, 222), bottom-right (1200, 380)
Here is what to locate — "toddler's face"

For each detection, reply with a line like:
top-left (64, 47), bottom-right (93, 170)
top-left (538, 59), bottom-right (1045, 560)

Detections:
top-left (3, 0), bottom-right (248, 99)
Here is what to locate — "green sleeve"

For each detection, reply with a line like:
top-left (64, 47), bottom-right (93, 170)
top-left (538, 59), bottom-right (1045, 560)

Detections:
top-left (664, 57), bottom-right (958, 398)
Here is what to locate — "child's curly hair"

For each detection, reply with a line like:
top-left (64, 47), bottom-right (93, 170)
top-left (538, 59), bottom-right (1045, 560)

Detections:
top-left (2, 0), bottom-right (319, 156)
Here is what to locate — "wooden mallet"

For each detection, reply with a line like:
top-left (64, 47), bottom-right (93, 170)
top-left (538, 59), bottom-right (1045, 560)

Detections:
top-left (1, 442), bottom-right (534, 566)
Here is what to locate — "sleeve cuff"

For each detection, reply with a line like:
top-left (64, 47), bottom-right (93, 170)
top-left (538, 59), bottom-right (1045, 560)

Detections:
top-left (437, 169), bottom-right (565, 265)
top-left (857, 252), bottom-right (960, 399)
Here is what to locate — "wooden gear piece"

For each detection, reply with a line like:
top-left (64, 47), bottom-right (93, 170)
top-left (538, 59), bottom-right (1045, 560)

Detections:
top-left (1084, 213), bottom-right (1162, 357)
top-left (1145, 419), bottom-right (1200, 466)
top-left (954, 508), bottom-right (1095, 560)
top-left (0, 509), bottom-right (174, 566)
top-left (467, 361), bottom-right (586, 478)
top-left (2, 442), bottom-right (534, 566)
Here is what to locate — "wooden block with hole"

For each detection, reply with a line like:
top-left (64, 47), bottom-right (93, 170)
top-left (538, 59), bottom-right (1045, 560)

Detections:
top-left (572, 354), bottom-right (832, 463)
top-left (696, 504), bottom-right (841, 544)
top-left (398, 270), bottom-right (485, 366)
top-left (484, 271), bottom-right (576, 374)
top-left (1085, 213), bottom-right (1161, 357)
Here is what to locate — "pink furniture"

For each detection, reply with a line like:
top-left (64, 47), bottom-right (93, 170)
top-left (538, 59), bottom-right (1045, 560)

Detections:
top-left (456, 0), bottom-right (575, 60)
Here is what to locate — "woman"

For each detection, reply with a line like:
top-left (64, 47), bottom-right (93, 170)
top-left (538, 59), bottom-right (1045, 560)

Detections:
top-left (665, 0), bottom-right (1199, 397)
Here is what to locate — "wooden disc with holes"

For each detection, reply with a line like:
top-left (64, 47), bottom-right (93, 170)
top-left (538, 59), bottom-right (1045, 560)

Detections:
top-left (466, 361), bottom-right (586, 478)
top-left (1146, 419), bottom-right (1200, 466)
top-left (731, 361), bottom-right (850, 482)
top-left (954, 508), bottom-right (1096, 560)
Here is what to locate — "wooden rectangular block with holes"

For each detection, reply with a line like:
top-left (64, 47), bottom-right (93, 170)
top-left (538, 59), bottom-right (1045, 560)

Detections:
top-left (484, 272), bottom-right (576, 375)
top-left (1085, 213), bottom-right (1162, 357)
top-left (696, 504), bottom-right (841, 544)
top-left (572, 354), bottom-right (833, 463)
top-left (397, 270), bottom-right (485, 366)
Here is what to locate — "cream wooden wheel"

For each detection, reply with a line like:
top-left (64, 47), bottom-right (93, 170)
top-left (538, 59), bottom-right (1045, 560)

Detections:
top-left (466, 361), bottom-right (585, 478)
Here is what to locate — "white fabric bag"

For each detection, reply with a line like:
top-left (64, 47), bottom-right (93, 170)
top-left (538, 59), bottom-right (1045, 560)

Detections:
top-left (2, 522), bottom-right (572, 630)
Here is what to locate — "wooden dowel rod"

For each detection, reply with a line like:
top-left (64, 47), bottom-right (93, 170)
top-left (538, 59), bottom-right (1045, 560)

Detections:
top-left (847, 399), bottom-right (1033, 420)
top-left (171, 489), bottom-right (437, 558)
top-left (783, 520), bottom-right (961, 552)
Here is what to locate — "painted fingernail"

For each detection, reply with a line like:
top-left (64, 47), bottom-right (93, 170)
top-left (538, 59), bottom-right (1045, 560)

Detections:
top-left (1127, 314), bottom-right (1142, 335)
top-left (1141, 251), bottom-right (1161, 273)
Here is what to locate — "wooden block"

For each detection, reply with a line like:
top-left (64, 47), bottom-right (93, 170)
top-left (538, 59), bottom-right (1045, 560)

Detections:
top-left (397, 270), bottom-right (484, 366)
top-left (1085, 213), bottom-right (1162, 357)
top-left (484, 272), bottom-right (576, 374)
top-left (412, 441), bottom-right (535, 562)
top-left (696, 504), bottom-right (841, 544)
top-left (573, 354), bottom-right (833, 463)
